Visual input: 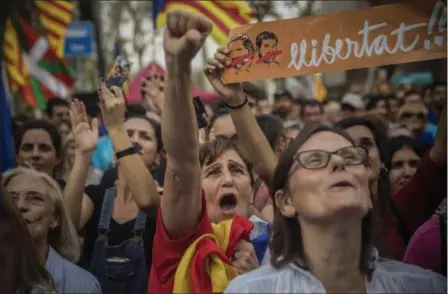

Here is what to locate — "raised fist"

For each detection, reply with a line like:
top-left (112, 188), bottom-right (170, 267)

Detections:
top-left (163, 10), bottom-right (212, 64)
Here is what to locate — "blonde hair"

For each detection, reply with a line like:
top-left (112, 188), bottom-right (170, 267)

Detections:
top-left (1, 167), bottom-right (80, 263)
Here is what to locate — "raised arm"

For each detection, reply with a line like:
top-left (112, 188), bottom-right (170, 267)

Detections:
top-left (99, 83), bottom-right (160, 213)
top-left (205, 47), bottom-right (277, 185)
top-left (161, 11), bottom-right (212, 238)
top-left (64, 99), bottom-right (98, 229)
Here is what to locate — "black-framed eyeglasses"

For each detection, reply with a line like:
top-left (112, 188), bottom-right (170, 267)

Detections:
top-left (293, 146), bottom-right (367, 170)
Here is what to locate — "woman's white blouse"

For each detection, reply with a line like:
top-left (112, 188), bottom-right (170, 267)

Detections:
top-left (225, 258), bottom-right (447, 293)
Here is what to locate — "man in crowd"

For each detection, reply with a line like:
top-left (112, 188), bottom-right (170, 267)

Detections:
top-left (301, 99), bottom-right (323, 125)
top-left (341, 92), bottom-right (365, 118)
top-left (44, 97), bottom-right (70, 125)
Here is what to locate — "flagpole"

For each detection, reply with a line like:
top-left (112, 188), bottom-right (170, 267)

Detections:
top-left (92, 0), bottom-right (106, 77)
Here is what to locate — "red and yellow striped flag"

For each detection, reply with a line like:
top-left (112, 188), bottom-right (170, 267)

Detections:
top-left (156, 1), bottom-right (256, 45)
top-left (36, 0), bottom-right (75, 57)
top-left (3, 19), bottom-right (27, 97)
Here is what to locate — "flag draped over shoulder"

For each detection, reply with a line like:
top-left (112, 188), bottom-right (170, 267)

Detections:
top-left (155, 1), bottom-right (256, 45)
top-left (3, 15), bottom-right (75, 110)
top-left (173, 216), bottom-right (253, 294)
top-left (36, 0), bottom-right (75, 58)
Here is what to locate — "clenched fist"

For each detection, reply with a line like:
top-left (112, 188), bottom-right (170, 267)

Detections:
top-left (163, 10), bottom-right (212, 65)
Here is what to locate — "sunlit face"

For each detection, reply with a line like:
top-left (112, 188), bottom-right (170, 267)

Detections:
top-left (17, 129), bottom-right (60, 175)
top-left (201, 150), bottom-right (252, 223)
top-left (256, 99), bottom-right (272, 115)
top-left (51, 105), bottom-right (69, 124)
top-left (303, 105), bottom-right (323, 124)
top-left (397, 105), bottom-right (426, 133)
top-left (229, 40), bottom-right (247, 60)
top-left (259, 38), bottom-right (277, 58)
top-left (345, 125), bottom-right (381, 180)
top-left (277, 132), bottom-right (370, 224)
top-left (324, 102), bottom-right (342, 125)
top-left (124, 118), bottom-right (158, 166)
top-left (6, 173), bottom-right (58, 242)
top-left (389, 147), bottom-right (420, 193)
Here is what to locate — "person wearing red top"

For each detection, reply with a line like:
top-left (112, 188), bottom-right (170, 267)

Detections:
top-left (149, 11), bottom-right (265, 293)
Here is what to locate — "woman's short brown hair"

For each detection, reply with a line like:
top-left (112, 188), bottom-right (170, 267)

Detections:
top-left (199, 135), bottom-right (254, 186)
top-left (269, 124), bottom-right (374, 273)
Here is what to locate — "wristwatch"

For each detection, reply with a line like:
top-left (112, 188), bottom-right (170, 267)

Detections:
top-left (115, 145), bottom-right (142, 160)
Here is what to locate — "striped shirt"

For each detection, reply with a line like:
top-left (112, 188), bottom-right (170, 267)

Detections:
top-left (45, 247), bottom-right (102, 293)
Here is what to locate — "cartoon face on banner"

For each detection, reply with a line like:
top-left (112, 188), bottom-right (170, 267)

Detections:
top-left (228, 33), bottom-right (255, 74)
top-left (256, 31), bottom-right (283, 66)
top-left (222, 0), bottom-right (446, 84)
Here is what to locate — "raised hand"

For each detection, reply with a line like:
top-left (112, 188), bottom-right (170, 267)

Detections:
top-left (69, 99), bottom-right (99, 154)
top-left (98, 80), bottom-right (126, 131)
top-left (163, 10), bottom-right (212, 64)
top-left (204, 46), bottom-right (243, 103)
top-left (141, 72), bottom-right (164, 114)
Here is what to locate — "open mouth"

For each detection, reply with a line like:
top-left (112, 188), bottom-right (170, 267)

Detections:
top-left (219, 193), bottom-right (237, 212)
top-left (330, 181), bottom-right (354, 189)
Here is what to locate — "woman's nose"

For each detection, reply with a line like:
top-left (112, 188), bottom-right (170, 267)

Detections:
top-left (130, 134), bottom-right (140, 145)
top-left (329, 154), bottom-right (346, 172)
top-left (221, 171), bottom-right (234, 186)
top-left (15, 197), bottom-right (28, 212)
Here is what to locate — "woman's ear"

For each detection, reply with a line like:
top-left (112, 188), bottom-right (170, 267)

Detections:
top-left (50, 217), bottom-right (60, 231)
top-left (274, 189), bottom-right (296, 218)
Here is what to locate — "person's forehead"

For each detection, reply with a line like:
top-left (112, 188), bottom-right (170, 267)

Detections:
top-left (204, 149), bottom-right (246, 168)
top-left (305, 105), bottom-right (321, 112)
top-left (53, 105), bottom-right (68, 111)
top-left (213, 114), bottom-right (233, 127)
top-left (6, 173), bottom-right (46, 192)
top-left (22, 129), bottom-right (53, 144)
top-left (392, 147), bottom-right (419, 159)
top-left (345, 125), bottom-right (374, 140)
top-left (124, 118), bottom-right (155, 133)
top-left (298, 131), bottom-right (352, 152)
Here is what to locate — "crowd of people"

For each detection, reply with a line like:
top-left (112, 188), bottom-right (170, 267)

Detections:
top-left (0, 10), bottom-right (447, 294)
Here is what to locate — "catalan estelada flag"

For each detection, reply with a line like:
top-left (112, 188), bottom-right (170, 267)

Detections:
top-left (3, 15), bottom-right (75, 110)
top-left (36, 0), bottom-right (75, 58)
top-left (173, 216), bottom-right (253, 293)
top-left (154, 1), bottom-right (256, 45)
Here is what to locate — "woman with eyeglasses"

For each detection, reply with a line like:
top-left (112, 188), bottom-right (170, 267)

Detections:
top-left (225, 124), bottom-right (446, 293)
top-left (336, 106), bottom-right (446, 261)
top-left (2, 168), bottom-right (101, 293)
top-left (0, 186), bottom-right (57, 294)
